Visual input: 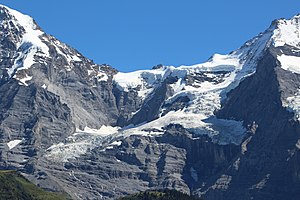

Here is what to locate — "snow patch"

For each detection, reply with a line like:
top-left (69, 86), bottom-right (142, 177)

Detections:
top-left (277, 54), bottom-right (300, 74)
top-left (104, 141), bottom-right (122, 151)
top-left (72, 55), bottom-right (81, 62)
top-left (7, 139), bottom-right (23, 150)
top-left (97, 71), bottom-right (108, 82)
top-left (76, 125), bottom-right (119, 136)
top-left (15, 74), bottom-right (32, 86)
top-left (282, 88), bottom-right (300, 121)
top-left (42, 84), bottom-right (47, 89)
top-left (110, 141), bottom-right (122, 146)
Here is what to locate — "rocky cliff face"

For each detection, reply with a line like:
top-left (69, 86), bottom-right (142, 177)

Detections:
top-left (199, 47), bottom-right (300, 200)
top-left (0, 5), bottom-right (299, 200)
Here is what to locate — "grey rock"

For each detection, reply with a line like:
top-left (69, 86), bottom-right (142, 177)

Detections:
top-left (0, 5), bottom-right (300, 200)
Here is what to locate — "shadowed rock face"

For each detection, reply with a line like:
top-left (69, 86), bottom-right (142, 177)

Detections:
top-left (0, 5), bottom-right (300, 200)
top-left (199, 47), bottom-right (300, 200)
top-left (0, 81), bottom-right (74, 157)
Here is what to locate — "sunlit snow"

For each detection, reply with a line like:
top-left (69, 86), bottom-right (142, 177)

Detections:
top-left (110, 28), bottom-right (273, 146)
top-left (4, 5), bottom-right (49, 78)
top-left (277, 54), bottom-right (300, 74)
top-left (41, 84), bottom-right (47, 89)
top-left (283, 89), bottom-right (300, 121)
top-left (15, 74), bottom-right (32, 86)
top-left (76, 125), bottom-right (119, 136)
top-left (46, 125), bottom-right (119, 162)
top-left (7, 139), bottom-right (23, 150)
top-left (272, 15), bottom-right (300, 48)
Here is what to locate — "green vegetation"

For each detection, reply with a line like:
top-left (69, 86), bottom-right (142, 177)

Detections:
top-left (118, 189), bottom-right (203, 200)
top-left (0, 170), bottom-right (70, 200)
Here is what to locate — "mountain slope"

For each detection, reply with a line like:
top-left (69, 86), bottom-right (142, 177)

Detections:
top-left (194, 17), bottom-right (300, 200)
top-left (118, 189), bottom-right (202, 200)
top-left (0, 4), bottom-right (299, 200)
top-left (197, 46), bottom-right (300, 200)
top-left (0, 170), bottom-right (69, 200)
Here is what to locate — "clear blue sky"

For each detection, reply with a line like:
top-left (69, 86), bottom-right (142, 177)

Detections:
top-left (1, 1), bottom-right (299, 72)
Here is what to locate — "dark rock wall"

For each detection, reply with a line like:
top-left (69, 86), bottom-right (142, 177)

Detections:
top-left (202, 47), bottom-right (300, 200)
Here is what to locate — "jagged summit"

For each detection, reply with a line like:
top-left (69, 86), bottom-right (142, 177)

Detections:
top-left (0, 4), bottom-right (44, 48)
top-left (271, 14), bottom-right (300, 48)
top-left (0, 4), bottom-right (99, 86)
top-left (0, 4), bottom-right (41, 33)
top-left (0, 5), bottom-right (49, 83)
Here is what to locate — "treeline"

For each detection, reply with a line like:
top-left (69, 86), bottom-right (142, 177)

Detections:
top-left (118, 189), bottom-right (203, 200)
top-left (0, 170), bottom-right (69, 200)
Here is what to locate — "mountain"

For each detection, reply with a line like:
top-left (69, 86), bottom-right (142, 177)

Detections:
top-left (0, 4), bottom-right (299, 200)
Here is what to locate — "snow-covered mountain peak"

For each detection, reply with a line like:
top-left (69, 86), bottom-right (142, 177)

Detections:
top-left (271, 14), bottom-right (300, 48)
top-left (0, 5), bottom-right (49, 80)
top-left (113, 23), bottom-right (274, 101)
top-left (0, 5), bottom-right (48, 52)
top-left (270, 14), bottom-right (300, 75)
top-left (1, 5), bottom-right (39, 31)
top-left (111, 20), bottom-right (296, 146)
top-left (0, 5), bottom-right (93, 87)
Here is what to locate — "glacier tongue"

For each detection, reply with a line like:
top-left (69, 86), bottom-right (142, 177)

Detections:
top-left (46, 125), bottom-right (120, 162)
